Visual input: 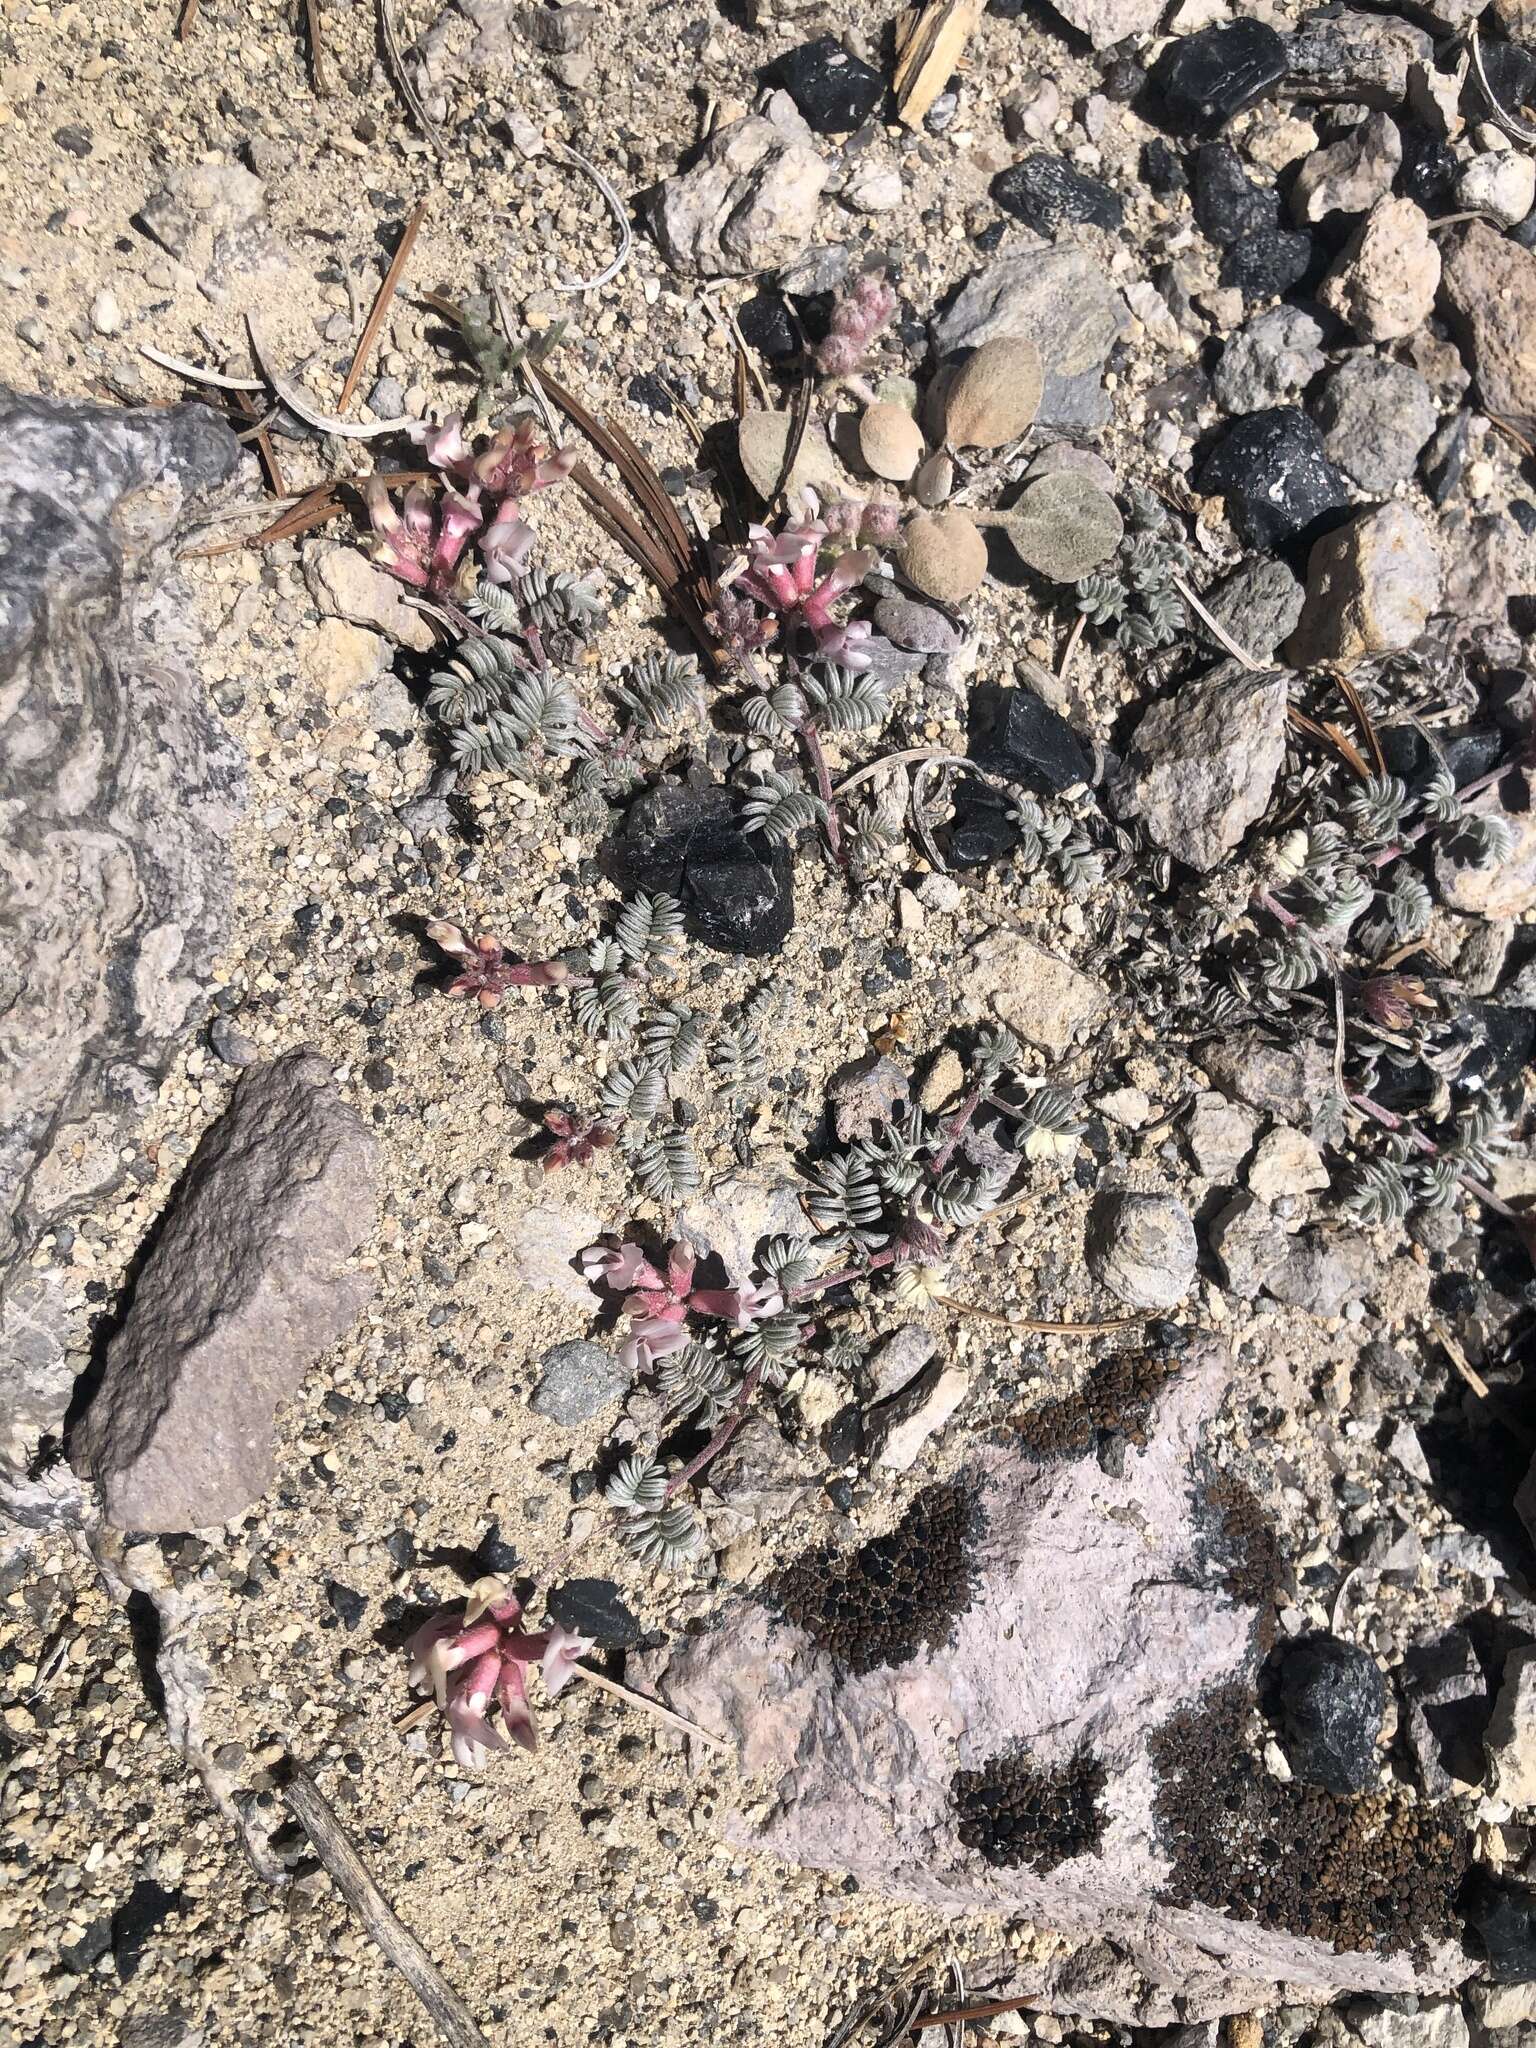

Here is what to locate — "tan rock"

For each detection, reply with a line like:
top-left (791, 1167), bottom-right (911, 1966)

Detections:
top-left (302, 540), bottom-right (435, 652)
top-left (1487, 1646), bottom-right (1536, 1809)
top-left (1435, 773), bottom-right (1536, 918)
top-left (295, 618), bottom-right (389, 708)
top-left (966, 929), bottom-right (1106, 1054)
top-left (1287, 503), bottom-right (1441, 667)
top-left (1318, 195), bottom-right (1438, 341)
top-left (1440, 222), bottom-right (1536, 419)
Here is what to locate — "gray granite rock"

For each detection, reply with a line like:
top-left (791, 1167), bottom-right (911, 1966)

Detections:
top-left (1112, 660), bottom-right (1290, 872)
top-left (1086, 1190), bottom-right (1197, 1309)
top-left (0, 391), bottom-right (244, 1520)
top-left (531, 1340), bottom-right (628, 1426)
top-left (1314, 355), bottom-right (1437, 493)
top-left (72, 1053), bottom-right (378, 1531)
top-left (1214, 307), bottom-right (1326, 416)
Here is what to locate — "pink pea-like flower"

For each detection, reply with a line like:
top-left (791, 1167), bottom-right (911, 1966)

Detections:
top-left (407, 1579), bottom-right (593, 1768)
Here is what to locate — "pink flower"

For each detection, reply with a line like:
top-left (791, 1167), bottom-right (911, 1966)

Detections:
top-left (813, 273), bottom-right (897, 378)
top-left (412, 412), bottom-right (473, 472)
top-left (406, 1579), bottom-right (595, 1769)
top-left (737, 526), bottom-right (878, 667)
top-left (364, 478), bottom-right (484, 598)
top-left (425, 920), bottom-right (576, 1006)
top-left (584, 1239), bottom-right (781, 1371)
top-left (478, 503), bottom-right (537, 585)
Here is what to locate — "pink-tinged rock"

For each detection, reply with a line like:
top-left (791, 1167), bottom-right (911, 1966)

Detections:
top-left (646, 1342), bottom-right (1470, 2020)
top-left (1440, 224), bottom-right (1536, 420)
top-left (1319, 196), bottom-right (1438, 342)
top-left (72, 1052), bottom-right (378, 1532)
top-left (1287, 503), bottom-right (1441, 668)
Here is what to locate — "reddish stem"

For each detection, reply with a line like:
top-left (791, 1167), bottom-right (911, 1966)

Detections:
top-left (788, 1245), bottom-right (898, 1303)
top-left (797, 718), bottom-right (845, 866)
top-left (663, 1361), bottom-right (764, 1498)
top-left (1347, 1092), bottom-right (1517, 1220)
top-left (927, 1086), bottom-right (983, 1177)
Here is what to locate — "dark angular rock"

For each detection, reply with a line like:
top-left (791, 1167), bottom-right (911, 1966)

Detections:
top-left (1277, 1634), bottom-right (1386, 1793)
top-left (736, 288), bottom-right (798, 361)
top-left (1459, 1000), bottom-right (1535, 1095)
top-left (1461, 1873), bottom-right (1536, 1982)
top-left (1141, 138), bottom-right (1187, 196)
top-left (1195, 407), bottom-right (1352, 550)
top-left (969, 682), bottom-right (1094, 794)
top-left (60, 1917), bottom-right (113, 1973)
top-left (1421, 407), bottom-right (1472, 506)
top-left (1397, 124), bottom-right (1459, 213)
top-left (942, 779), bottom-right (1024, 869)
top-left (618, 783), bottom-right (794, 956)
top-left (111, 1880), bottom-right (181, 1982)
top-left (773, 35), bottom-right (884, 135)
top-left (1220, 225), bottom-right (1314, 301)
top-left (1400, 1626), bottom-right (1489, 1796)
top-left (992, 155), bottom-right (1125, 234)
top-left (1150, 20), bottom-right (1289, 135)
top-left (1193, 143), bottom-right (1278, 246)
top-left (548, 1575), bottom-right (643, 1646)
top-left (325, 1581), bottom-right (368, 1630)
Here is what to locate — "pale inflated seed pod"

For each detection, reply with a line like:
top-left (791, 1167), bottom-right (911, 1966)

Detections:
top-left (912, 449), bottom-right (953, 507)
top-left (900, 508), bottom-right (988, 602)
top-left (943, 335), bottom-right (1044, 449)
top-left (859, 401), bottom-right (925, 482)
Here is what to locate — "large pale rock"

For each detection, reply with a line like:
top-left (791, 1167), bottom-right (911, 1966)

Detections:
top-left (1111, 661), bottom-right (1290, 873)
top-left (1440, 224), bottom-right (1536, 420)
top-left (646, 113), bottom-right (828, 277)
top-left (965, 930), bottom-right (1106, 1054)
top-left (1287, 504), bottom-right (1441, 668)
top-left (1319, 197), bottom-right (1438, 342)
top-left (72, 1054), bottom-right (378, 1532)
top-left (932, 237), bottom-right (1130, 381)
top-left (1045, 0), bottom-right (1165, 47)
top-left (648, 1344), bottom-right (1470, 2019)
top-left (0, 391), bottom-right (244, 1517)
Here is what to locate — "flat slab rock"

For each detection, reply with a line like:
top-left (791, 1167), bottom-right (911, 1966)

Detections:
top-left (72, 1053), bottom-right (378, 1532)
top-left (648, 1342), bottom-right (1468, 2020)
top-left (0, 391), bottom-right (244, 1509)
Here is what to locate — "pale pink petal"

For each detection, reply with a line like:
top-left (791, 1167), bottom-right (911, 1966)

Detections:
top-left (541, 1626), bottom-right (593, 1699)
top-left (495, 1656), bottom-right (538, 1753)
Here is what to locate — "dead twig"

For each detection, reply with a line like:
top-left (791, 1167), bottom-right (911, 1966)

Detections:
top-left (1431, 1318), bottom-right (1490, 1401)
top-left (935, 1297), bottom-right (1140, 1334)
top-left (379, 0), bottom-right (449, 156)
top-left (140, 345), bottom-right (265, 392)
top-left (395, 1664), bottom-right (729, 1750)
top-left (1470, 27), bottom-right (1536, 146)
top-left (913, 1992), bottom-right (1037, 2033)
top-left (303, 0), bottom-right (330, 93)
top-left (549, 142), bottom-right (633, 294)
top-left (281, 1761), bottom-right (491, 2048)
top-left (892, 0), bottom-right (986, 128)
top-left (177, 0), bottom-right (201, 36)
top-left (341, 197), bottom-right (428, 411)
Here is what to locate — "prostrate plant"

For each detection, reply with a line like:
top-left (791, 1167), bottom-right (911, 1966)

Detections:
top-left (1074, 484), bottom-right (1190, 652)
top-left (1107, 731), bottom-right (1524, 1229)
top-left (406, 1578), bottom-right (592, 1766)
top-left (581, 1236), bottom-right (799, 1568)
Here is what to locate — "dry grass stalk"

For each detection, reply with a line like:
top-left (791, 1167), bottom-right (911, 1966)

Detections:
top-left (341, 197), bottom-right (428, 410)
top-left (378, 0), bottom-right (448, 156)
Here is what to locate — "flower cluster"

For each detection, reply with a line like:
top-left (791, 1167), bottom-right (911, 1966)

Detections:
top-left (814, 272), bottom-right (898, 379)
top-left (426, 919), bottom-right (577, 1006)
top-left (407, 1578), bottom-right (592, 1766)
top-left (364, 413), bottom-right (576, 599)
top-left (733, 524), bottom-right (878, 670)
top-left (580, 1239), bottom-right (781, 1373)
